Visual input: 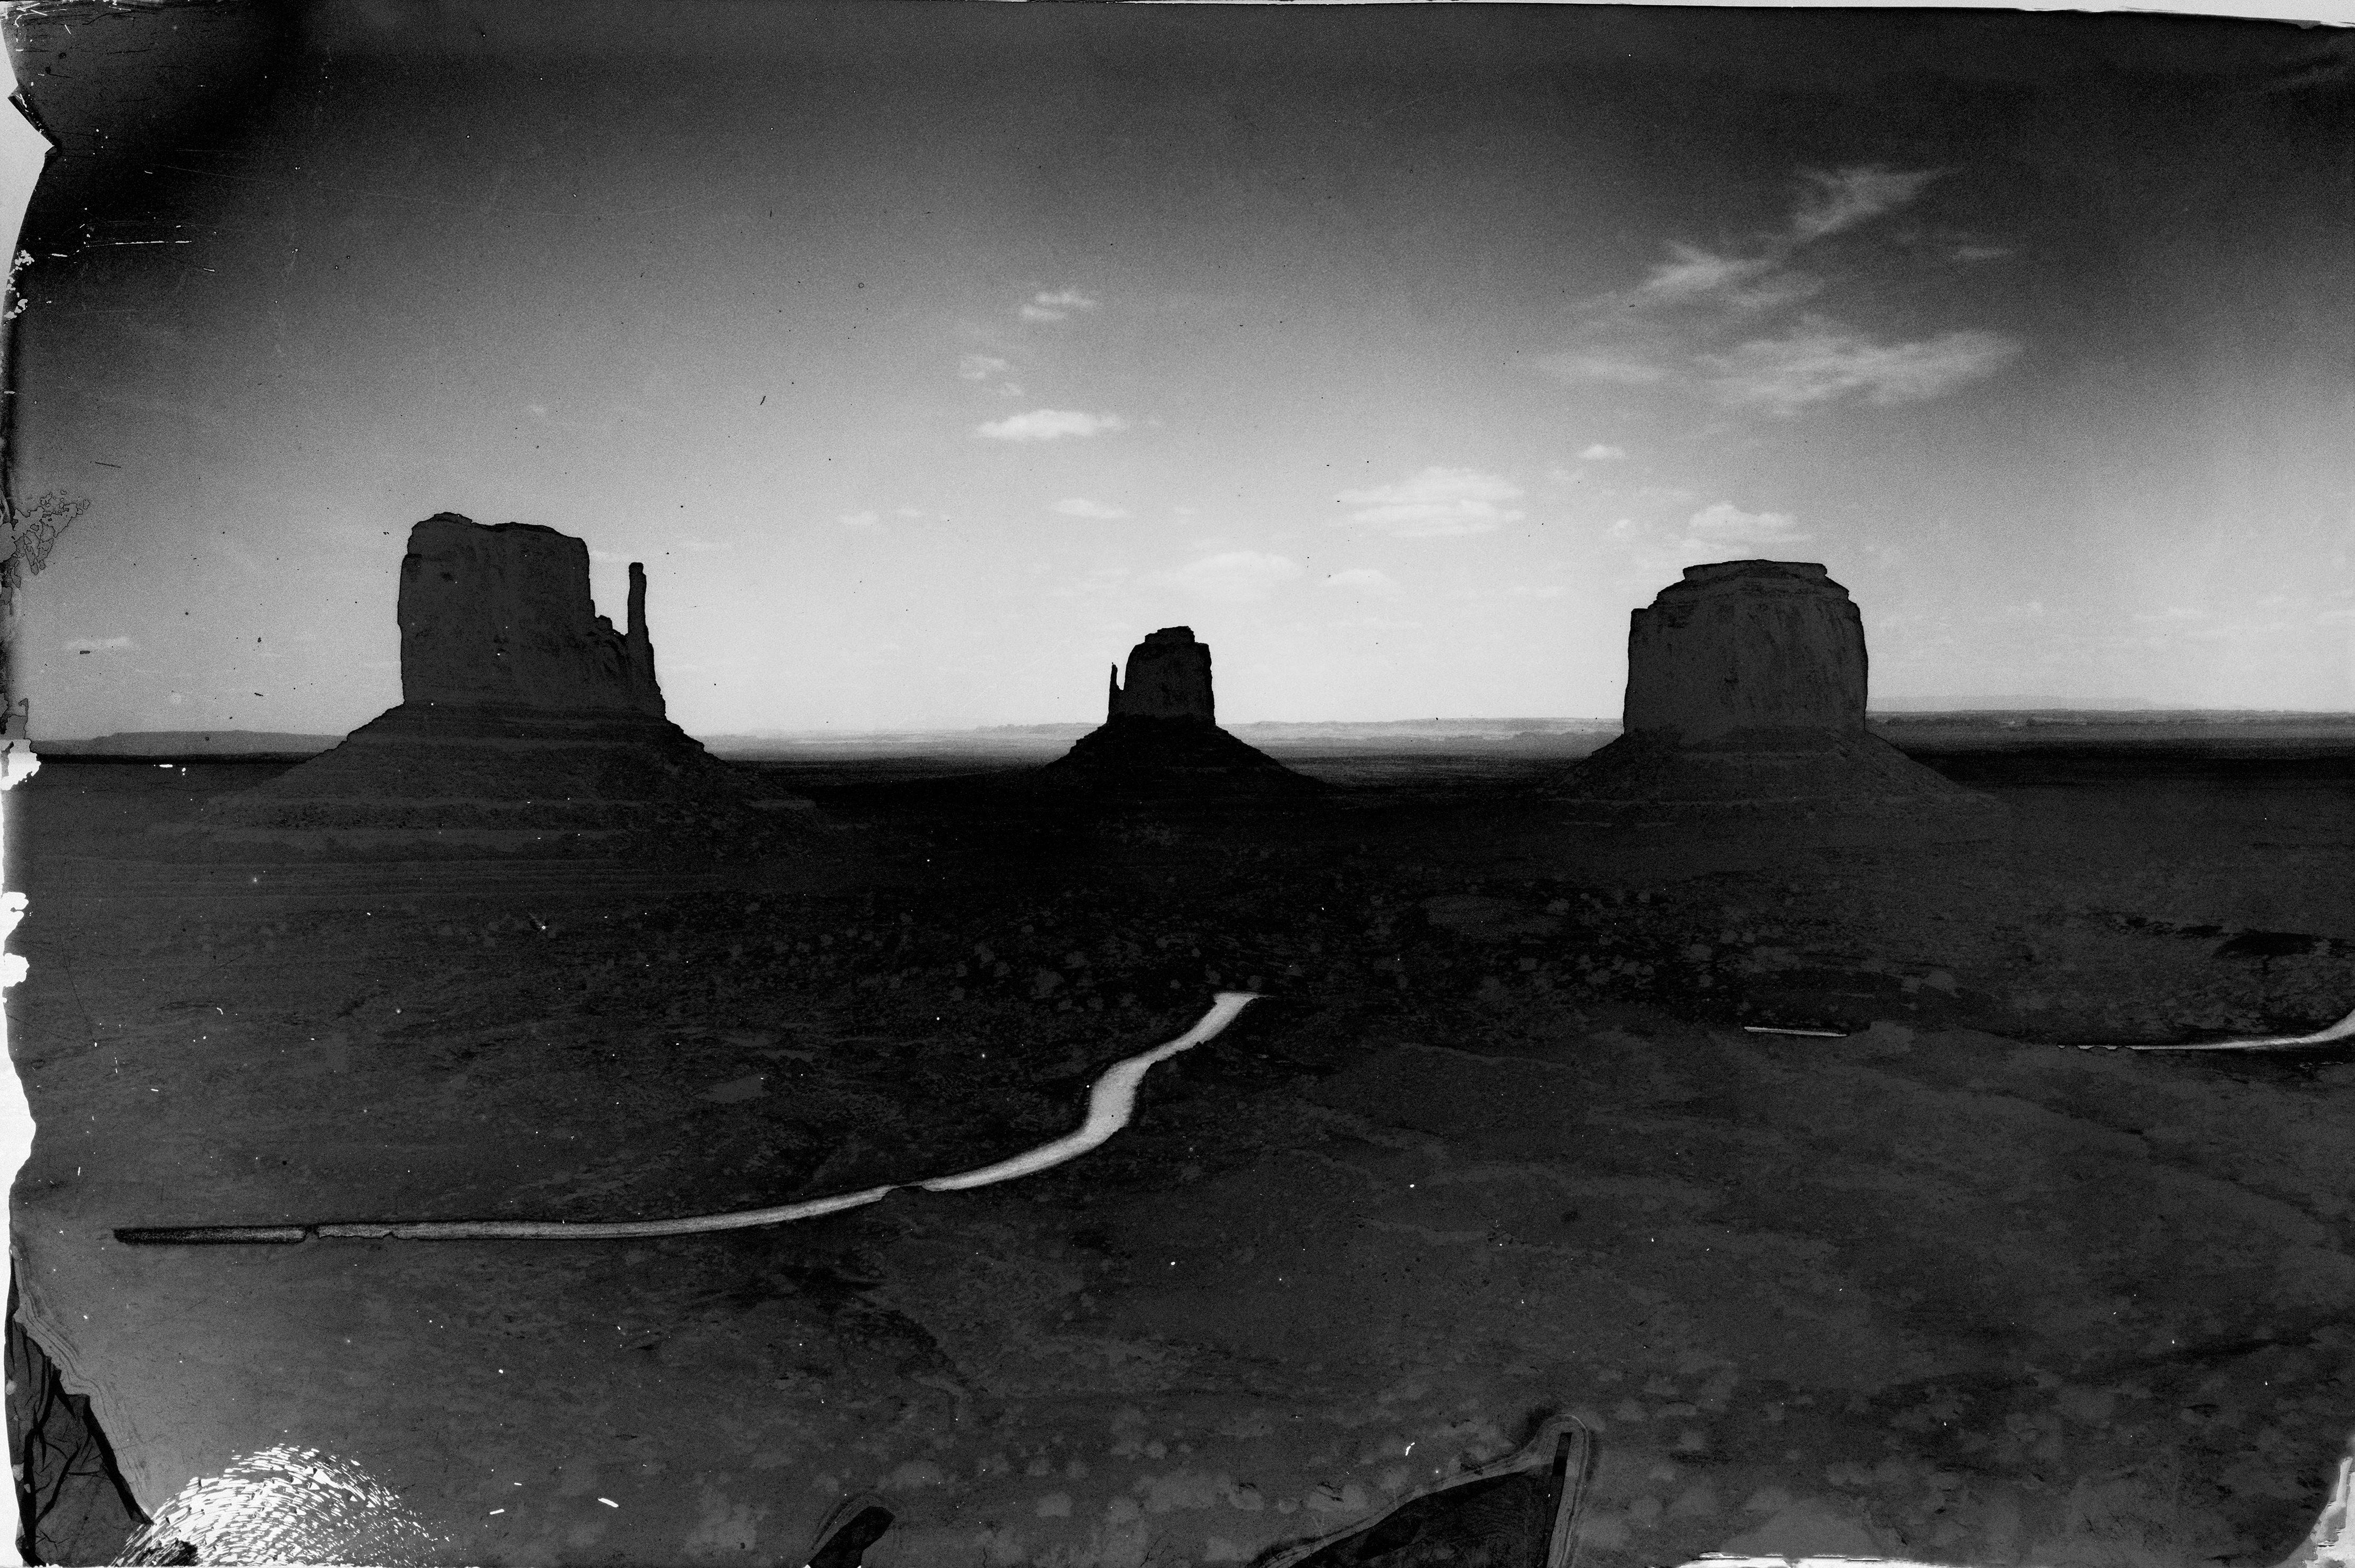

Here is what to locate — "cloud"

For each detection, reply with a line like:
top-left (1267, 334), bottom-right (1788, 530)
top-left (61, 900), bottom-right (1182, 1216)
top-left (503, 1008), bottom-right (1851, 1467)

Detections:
top-left (1048, 565), bottom-right (1132, 600)
top-left (1683, 502), bottom-right (1811, 551)
top-left (976, 409), bottom-right (1129, 442)
top-left (1054, 498), bottom-right (1129, 519)
top-left (1333, 467), bottom-right (1525, 537)
top-left (1791, 166), bottom-right (1943, 243)
top-left (958, 354), bottom-right (1022, 395)
top-left (1635, 245), bottom-right (1771, 303)
top-left (1020, 289), bottom-right (1100, 323)
top-left (589, 548), bottom-right (624, 562)
top-left (1578, 443), bottom-right (1627, 461)
top-left (1540, 349), bottom-right (1671, 388)
top-left (1543, 162), bottom-right (2011, 416)
top-left (1633, 245), bottom-right (1819, 313)
top-left (1149, 551), bottom-right (1305, 604)
top-left (64, 635), bottom-right (133, 652)
top-left (1320, 568), bottom-right (1403, 597)
top-left (1699, 325), bottom-right (2022, 414)
top-left (840, 510), bottom-right (880, 528)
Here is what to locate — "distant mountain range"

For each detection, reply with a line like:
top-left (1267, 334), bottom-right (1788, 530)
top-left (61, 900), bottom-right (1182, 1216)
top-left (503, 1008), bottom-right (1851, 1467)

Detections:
top-left (1869, 695), bottom-right (2156, 712)
top-left (698, 718), bottom-right (1622, 757)
top-left (45, 705), bottom-right (2355, 761)
top-left (48, 731), bottom-right (345, 757)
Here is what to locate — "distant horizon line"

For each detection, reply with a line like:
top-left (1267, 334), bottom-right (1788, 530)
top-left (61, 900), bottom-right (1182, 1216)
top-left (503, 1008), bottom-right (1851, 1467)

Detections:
top-left (42, 704), bottom-right (2355, 750)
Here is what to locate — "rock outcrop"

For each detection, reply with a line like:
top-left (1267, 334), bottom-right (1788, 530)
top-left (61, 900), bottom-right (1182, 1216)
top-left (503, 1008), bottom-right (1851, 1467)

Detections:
top-left (1558, 560), bottom-right (1998, 827)
top-left (1621, 560), bottom-right (1865, 744)
top-left (1106, 627), bottom-right (1215, 723)
top-left (185, 514), bottom-right (810, 858)
top-left (1038, 628), bottom-right (1323, 799)
top-left (398, 515), bottom-right (664, 715)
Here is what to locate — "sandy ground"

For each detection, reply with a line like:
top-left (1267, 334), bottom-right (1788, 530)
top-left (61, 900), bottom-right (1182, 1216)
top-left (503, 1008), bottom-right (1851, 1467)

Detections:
top-left (10, 747), bottom-right (2355, 1566)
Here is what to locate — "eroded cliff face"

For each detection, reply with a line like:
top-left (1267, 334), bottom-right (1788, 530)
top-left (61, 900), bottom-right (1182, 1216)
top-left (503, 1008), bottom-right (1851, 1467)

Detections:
top-left (1622, 561), bottom-right (1866, 746)
top-left (397, 513), bottom-right (663, 717)
top-left (1107, 627), bottom-right (1215, 724)
top-left (1561, 559), bottom-right (1997, 829)
top-left (188, 513), bottom-right (811, 858)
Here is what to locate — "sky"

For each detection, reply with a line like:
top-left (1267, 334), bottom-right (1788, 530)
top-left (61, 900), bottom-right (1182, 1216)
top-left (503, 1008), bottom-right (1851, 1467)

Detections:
top-left (7, 0), bottom-right (2352, 737)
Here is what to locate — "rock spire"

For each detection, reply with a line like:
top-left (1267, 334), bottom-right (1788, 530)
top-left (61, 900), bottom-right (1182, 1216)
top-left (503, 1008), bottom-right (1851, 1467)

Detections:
top-left (1106, 627), bottom-right (1215, 724)
top-left (1039, 627), bottom-right (1321, 799)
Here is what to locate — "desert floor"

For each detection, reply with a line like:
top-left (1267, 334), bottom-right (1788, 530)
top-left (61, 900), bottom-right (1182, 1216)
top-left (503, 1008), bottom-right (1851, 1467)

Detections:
top-left (10, 740), bottom-right (2355, 1567)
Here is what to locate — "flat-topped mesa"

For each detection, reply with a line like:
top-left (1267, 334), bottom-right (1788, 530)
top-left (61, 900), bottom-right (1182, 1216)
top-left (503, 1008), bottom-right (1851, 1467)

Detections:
top-left (1623, 560), bottom-right (1864, 746)
top-left (399, 513), bottom-right (664, 716)
top-left (1558, 558), bottom-right (1998, 829)
top-left (1106, 627), bottom-right (1215, 724)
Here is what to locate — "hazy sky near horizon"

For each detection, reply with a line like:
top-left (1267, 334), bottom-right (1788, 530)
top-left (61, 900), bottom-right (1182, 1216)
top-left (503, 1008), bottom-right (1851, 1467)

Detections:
top-left (11, 1), bottom-right (2352, 736)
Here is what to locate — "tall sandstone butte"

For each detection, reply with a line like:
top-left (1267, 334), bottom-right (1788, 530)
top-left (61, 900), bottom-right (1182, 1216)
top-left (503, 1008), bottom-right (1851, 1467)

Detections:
top-left (1041, 627), bottom-right (1321, 798)
top-left (1106, 626), bottom-right (1215, 724)
top-left (399, 513), bottom-right (664, 715)
top-left (194, 513), bottom-right (806, 856)
top-left (1561, 559), bottom-right (1997, 825)
top-left (1622, 560), bottom-right (1866, 743)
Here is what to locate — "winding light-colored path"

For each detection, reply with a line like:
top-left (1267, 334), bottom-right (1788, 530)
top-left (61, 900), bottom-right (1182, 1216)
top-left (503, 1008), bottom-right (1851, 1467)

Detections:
top-left (2128, 1001), bottom-right (2355, 1054)
top-left (118, 992), bottom-right (1261, 1246)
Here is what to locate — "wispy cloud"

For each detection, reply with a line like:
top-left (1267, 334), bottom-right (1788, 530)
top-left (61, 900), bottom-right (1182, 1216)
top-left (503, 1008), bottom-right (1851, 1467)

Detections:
top-left (1320, 567), bottom-right (1404, 597)
top-left (840, 510), bottom-right (880, 529)
top-left (1700, 325), bottom-right (2020, 415)
top-left (1149, 551), bottom-right (1305, 603)
top-left (976, 409), bottom-right (1129, 442)
top-left (1333, 467), bottom-right (1524, 538)
top-left (958, 354), bottom-right (1022, 396)
top-left (1054, 498), bottom-right (1129, 519)
top-left (1683, 501), bottom-right (1811, 552)
top-left (1020, 289), bottom-right (1100, 323)
top-left (1543, 349), bottom-right (1670, 388)
top-left (1049, 565), bottom-right (1132, 600)
top-left (1545, 163), bottom-right (2018, 416)
top-left (64, 635), bottom-right (134, 652)
top-left (1633, 244), bottom-right (1818, 313)
top-left (1791, 166), bottom-right (1943, 243)
top-left (1578, 443), bottom-right (1627, 461)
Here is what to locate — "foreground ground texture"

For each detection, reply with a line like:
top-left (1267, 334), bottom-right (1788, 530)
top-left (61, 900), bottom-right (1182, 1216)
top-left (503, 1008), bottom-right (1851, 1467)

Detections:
top-left (10, 739), bottom-right (2355, 1566)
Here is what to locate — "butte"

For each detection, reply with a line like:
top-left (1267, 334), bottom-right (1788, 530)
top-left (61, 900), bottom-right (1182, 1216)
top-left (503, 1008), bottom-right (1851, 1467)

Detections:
top-left (1556, 559), bottom-right (2000, 828)
top-left (189, 513), bottom-right (811, 857)
top-left (1032, 627), bottom-right (1324, 799)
